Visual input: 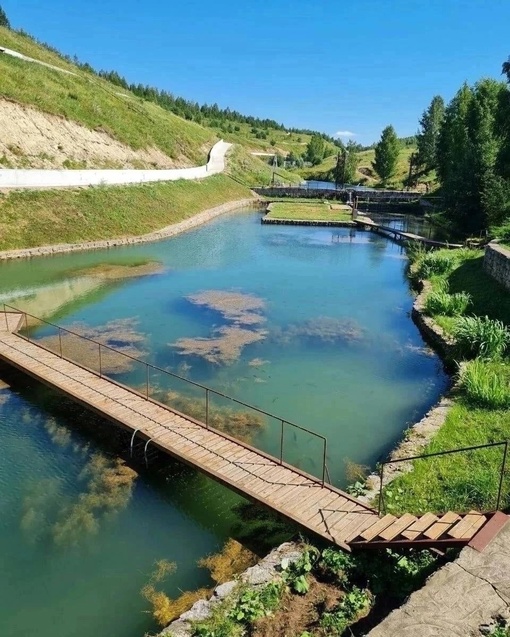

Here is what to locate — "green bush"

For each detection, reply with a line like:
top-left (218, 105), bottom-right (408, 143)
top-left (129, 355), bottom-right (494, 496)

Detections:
top-left (452, 315), bottom-right (510, 359)
top-left (424, 290), bottom-right (471, 316)
top-left (417, 251), bottom-right (458, 278)
top-left (459, 359), bottom-right (510, 409)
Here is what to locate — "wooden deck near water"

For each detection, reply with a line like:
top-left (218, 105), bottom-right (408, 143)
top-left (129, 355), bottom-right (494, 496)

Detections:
top-left (0, 313), bottom-right (377, 551)
top-left (355, 216), bottom-right (463, 249)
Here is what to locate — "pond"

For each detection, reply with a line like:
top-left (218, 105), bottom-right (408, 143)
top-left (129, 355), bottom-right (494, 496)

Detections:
top-left (0, 208), bottom-right (448, 637)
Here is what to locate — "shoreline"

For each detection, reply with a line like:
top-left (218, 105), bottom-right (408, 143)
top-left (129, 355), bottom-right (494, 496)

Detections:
top-left (0, 196), bottom-right (261, 261)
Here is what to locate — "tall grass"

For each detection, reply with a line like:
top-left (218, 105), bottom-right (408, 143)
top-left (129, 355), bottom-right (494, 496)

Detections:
top-left (416, 250), bottom-right (458, 278)
top-left (424, 290), bottom-right (471, 316)
top-left (452, 315), bottom-right (510, 360)
top-left (459, 359), bottom-right (510, 409)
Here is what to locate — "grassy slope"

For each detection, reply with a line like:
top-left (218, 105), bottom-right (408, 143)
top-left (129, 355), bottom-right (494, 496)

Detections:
top-left (267, 201), bottom-right (352, 222)
top-left (0, 175), bottom-right (253, 250)
top-left (0, 27), bottom-right (216, 164)
top-left (227, 145), bottom-right (301, 186)
top-left (385, 251), bottom-right (510, 516)
top-left (300, 147), bottom-right (415, 189)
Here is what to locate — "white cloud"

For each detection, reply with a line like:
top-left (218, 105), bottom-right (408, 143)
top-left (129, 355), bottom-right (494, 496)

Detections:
top-left (333, 130), bottom-right (356, 138)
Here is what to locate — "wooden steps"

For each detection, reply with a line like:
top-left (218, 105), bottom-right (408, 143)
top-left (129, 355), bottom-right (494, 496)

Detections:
top-left (348, 510), bottom-right (502, 549)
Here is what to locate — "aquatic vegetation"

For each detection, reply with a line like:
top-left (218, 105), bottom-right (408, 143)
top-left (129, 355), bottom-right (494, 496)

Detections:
top-left (172, 290), bottom-right (268, 364)
top-left (142, 540), bottom-right (256, 627)
top-left (173, 325), bottom-right (267, 365)
top-left (273, 316), bottom-right (363, 345)
top-left (70, 260), bottom-right (165, 280)
top-left (19, 479), bottom-right (62, 542)
top-left (248, 358), bottom-right (269, 367)
top-left (44, 416), bottom-right (72, 448)
top-left (186, 290), bottom-right (266, 326)
top-left (198, 538), bottom-right (257, 585)
top-left (162, 390), bottom-right (265, 443)
top-left (39, 317), bottom-right (147, 373)
top-left (52, 454), bottom-right (137, 546)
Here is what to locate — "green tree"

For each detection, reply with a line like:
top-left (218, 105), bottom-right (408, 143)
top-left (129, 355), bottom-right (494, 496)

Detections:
top-left (416, 95), bottom-right (445, 172)
top-left (305, 135), bottom-right (326, 165)
top-left (372, 125), bottom-right (400, 185)
top-left (0, 4), bottom-right (10, 28)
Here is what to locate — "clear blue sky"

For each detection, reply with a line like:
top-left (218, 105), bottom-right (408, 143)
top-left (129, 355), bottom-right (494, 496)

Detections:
top-left (3, 0), bottom-right (509, 145)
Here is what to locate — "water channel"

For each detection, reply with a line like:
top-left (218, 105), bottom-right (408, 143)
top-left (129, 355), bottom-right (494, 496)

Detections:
top-left (0, 208), bottom-right (448, 637)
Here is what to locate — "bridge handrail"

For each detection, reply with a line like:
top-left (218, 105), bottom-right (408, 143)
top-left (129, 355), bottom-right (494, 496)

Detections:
top-left (377, 440), bottom-right (509, 515)
top-left (3, 303), bottom-right (328, 484)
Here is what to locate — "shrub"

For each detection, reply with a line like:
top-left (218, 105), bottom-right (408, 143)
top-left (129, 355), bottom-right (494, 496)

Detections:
top-left (424, 290), bottom-right (471, 316)
top-left (416, 250), bottom-right (458, 278)
top-left (459, 359), bottom-right (510, 409)
top-left (452, 315), bottom-right (510, 359)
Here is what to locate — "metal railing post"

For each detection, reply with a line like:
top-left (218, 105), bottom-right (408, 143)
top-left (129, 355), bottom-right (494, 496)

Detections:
top-left (378, 463), bottom-right (385, 516)
top-left (146, 364), bottom-right (149, 400)
top-left (497, 441), bottom-right (508, 510)
top-left (205, 388), bottom-right (209, 428)
top-left (322, 439), bottom-right (327, 486)
top-left (3, 304), bottom-right (8, 331)
top-left (98, 343), bottom-right (102, 378)
top-left (24, 312), bottom-right (29, 340)
top-left (58, 327), bottom-right (63, 358)
top-left (279, 420), bottom-right (284, 465)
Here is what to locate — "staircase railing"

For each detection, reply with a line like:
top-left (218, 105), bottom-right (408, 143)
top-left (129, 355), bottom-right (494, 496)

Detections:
top-left (377, 440), bottom-right (509, 516)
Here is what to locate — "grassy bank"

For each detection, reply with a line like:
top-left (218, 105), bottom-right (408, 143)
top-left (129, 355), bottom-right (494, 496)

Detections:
top-left (266, 201), bottom-right (352, 222)
top-left (226, 146), bottom-right (301, 187)
top-left (0, 175), bottom-right (253, 250)
top-left (383, 248), bottom-right (510, 516)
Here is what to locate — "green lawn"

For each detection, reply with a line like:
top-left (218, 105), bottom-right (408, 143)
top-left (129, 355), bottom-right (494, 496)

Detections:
top-left (0, 175), bottom-right (253, 250)
top-left (383, 249), bottom-right (510, 516)
top-left (266, 201), bottom-right (352, 222)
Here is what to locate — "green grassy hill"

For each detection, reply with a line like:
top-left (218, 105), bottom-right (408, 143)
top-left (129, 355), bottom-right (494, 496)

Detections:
top-left (0, 27), bottom-right (217, 166)
top-left (300, 146), bottom-right (416, 189)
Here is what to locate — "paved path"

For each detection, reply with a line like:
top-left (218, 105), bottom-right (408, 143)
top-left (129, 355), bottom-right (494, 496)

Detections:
top-left (0, 140), bottom-right (231, 189)
top-left (367, 517), bottom-right (510, 636)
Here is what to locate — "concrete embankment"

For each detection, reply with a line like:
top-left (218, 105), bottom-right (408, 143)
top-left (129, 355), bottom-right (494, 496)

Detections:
top-left (0, 140), bottom-right (231, 189)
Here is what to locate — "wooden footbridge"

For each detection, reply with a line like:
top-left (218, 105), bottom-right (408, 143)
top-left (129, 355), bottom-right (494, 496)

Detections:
top-left (355, 215), bottom-right (463, 249)
top-left (0, 308), bottom-right (505, 552)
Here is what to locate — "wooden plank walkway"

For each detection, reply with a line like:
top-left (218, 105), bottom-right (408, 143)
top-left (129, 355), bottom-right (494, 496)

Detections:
top-left (0, 313), bottom-right (377, 551)
top-left (355, 216), bottom-right (463, 249)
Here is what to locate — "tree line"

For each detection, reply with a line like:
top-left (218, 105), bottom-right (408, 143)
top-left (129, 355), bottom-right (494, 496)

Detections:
top-left (400, 59), bottom-right (510, 235)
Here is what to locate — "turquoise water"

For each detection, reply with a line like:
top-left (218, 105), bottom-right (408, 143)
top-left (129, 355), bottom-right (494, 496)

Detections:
top-left (0, 208), bottom-right (448, 637)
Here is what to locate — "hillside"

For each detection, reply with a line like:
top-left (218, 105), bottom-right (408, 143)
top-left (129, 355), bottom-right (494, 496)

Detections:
top-left (300, 146), bottom-right (416, 189)
top-left (0, 27), bottom-right (217, 169)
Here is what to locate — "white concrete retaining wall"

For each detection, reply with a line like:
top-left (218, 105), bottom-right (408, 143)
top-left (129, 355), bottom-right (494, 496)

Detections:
top-left (0, 140), bottom-right (231, 189)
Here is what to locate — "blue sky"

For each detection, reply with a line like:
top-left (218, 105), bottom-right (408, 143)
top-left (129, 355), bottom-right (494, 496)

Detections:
top-left (3, 0), bottom-right (510, 145)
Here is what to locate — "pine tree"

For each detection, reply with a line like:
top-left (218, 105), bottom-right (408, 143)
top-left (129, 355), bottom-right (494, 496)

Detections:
top-left (372, 125), bottom-right (399, 185)
top-left (305, 135), bottom-right (326, 166)
top-left (416, 95), bottom-right (445, 172)
top-left (0, 4), bottom-right (9, 28)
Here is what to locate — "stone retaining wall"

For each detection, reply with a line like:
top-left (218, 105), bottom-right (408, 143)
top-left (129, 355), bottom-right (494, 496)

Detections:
top-left (484, 242), bottom-right (510, 291)
top-left (160, 543), bottom-right (302, 637)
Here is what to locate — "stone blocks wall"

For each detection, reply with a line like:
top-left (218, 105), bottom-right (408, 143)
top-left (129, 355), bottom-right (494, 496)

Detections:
top-left (483, 242), bottom-right (510, 291)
